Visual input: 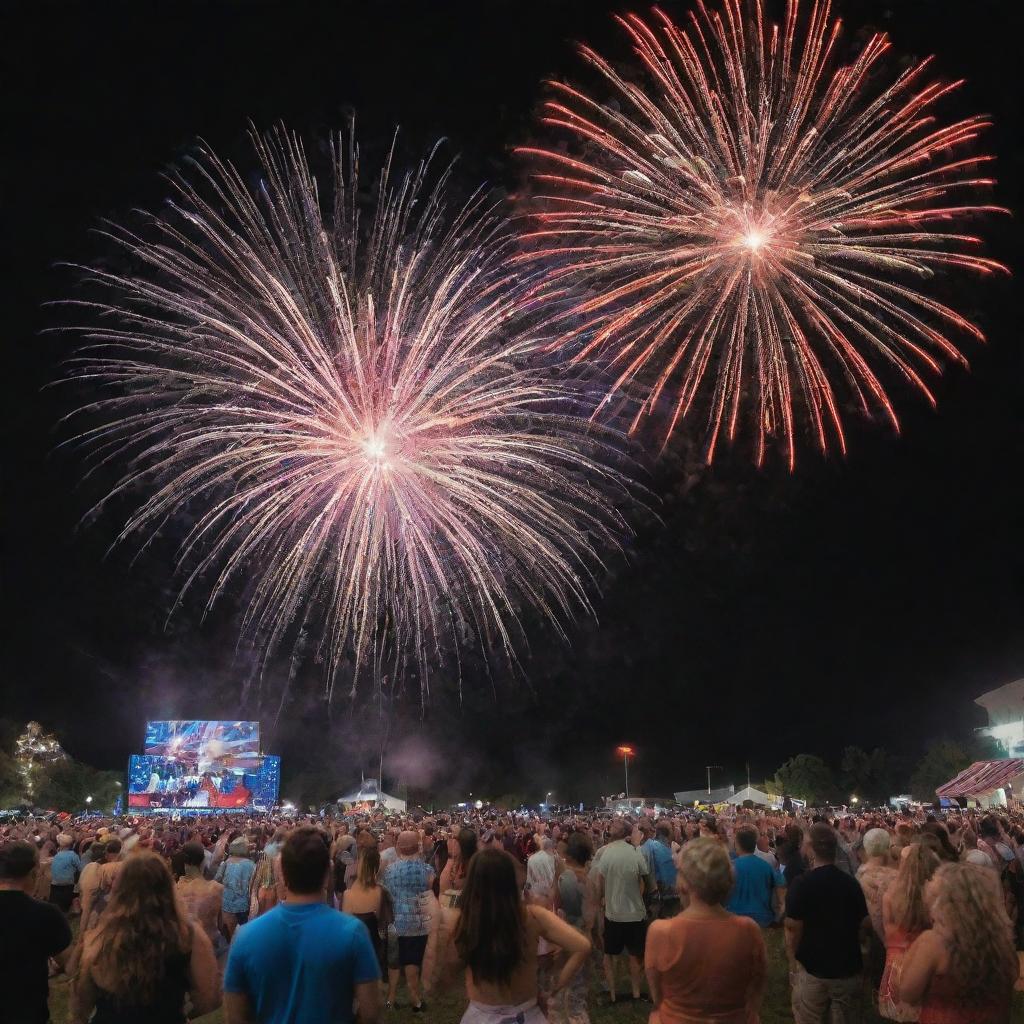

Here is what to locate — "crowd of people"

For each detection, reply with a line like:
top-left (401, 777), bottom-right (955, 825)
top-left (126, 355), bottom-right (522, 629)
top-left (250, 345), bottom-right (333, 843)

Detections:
top-left (0, 801), bottom-right (1021, 1023)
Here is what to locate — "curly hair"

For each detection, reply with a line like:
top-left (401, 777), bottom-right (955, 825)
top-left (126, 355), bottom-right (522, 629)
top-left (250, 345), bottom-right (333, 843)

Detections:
top-left (90, 852), bottom-right (191, 1003)
top-left (927, 862), bottom-right (1018, 1004)
top-left (888, 843), bottom-right (939, 933)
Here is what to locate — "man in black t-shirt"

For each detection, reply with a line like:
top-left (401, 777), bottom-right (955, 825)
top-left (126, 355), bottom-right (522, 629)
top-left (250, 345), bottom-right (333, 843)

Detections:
top-left (0, 840), bottom-right (72, 1024)
top-left (784, 823), bottom-right (869, 1024)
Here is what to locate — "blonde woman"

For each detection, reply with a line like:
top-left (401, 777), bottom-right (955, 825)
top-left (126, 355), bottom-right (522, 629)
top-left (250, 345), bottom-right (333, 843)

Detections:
top-left (645, 838), bottom-right (767, 1024)
top-left (73, 852), bottom-right (219, 1024)
top-left (897, 862), bottom-right (1018, 1024)
top-left (878, 844), bottom-right (939, 1021)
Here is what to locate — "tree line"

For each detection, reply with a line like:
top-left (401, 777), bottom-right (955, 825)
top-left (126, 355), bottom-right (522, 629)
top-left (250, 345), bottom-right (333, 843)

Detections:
top-left (773, 735), bottom-right (1001, 806)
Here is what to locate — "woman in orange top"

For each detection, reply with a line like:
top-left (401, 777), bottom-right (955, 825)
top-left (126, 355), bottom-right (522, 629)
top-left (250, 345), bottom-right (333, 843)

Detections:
top-left (645, 838), bottom-right (767, 1024)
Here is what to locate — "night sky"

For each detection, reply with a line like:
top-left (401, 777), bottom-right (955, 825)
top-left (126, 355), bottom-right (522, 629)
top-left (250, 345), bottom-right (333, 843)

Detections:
top-left (5, 0), bottom-right (1022, 805)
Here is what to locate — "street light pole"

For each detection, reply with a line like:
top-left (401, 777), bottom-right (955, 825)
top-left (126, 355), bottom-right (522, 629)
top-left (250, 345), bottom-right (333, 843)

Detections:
top-left (705, 765), bottom-right (722, 796)
top-left (616, 746), bottom-right (635, 799)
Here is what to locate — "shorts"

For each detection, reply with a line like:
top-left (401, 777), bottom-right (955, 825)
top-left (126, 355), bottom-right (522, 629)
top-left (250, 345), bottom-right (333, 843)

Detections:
top-left (397, 933), bottom-right (429, 967)
top-left (461, 998), bottom-right (545, 1024)
top-left (49, 884), bottom-right (75, 913)
top-left (603, 916), bottom-right (646, 958)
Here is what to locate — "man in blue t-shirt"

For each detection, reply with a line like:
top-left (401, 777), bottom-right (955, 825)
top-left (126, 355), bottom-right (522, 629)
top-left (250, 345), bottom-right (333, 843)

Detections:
top-left (727, 826), bottom-right (780, 927)
top-left (642, 822), bottom-right (679, 918)
top-left (225, 827), bottom-right (380, 1024)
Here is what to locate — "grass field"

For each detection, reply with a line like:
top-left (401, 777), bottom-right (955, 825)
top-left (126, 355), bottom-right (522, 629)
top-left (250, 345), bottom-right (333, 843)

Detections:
top-left (48, 928), bottom-right (880, 1023)
top-left (47, 927), bottom-right (1024, 1022)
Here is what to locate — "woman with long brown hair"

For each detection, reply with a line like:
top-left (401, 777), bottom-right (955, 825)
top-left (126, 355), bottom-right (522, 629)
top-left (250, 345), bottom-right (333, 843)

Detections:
top-left (72, 852), bottom-right (219, 1024)
top-left (342, 845), bottom-right (389, 988)
top-left (440, 827), bottom-right (479, 896)
top-left (448, 848), bottom-right (590, 1023)
top-left (898, 862), bottom-right (1019, 1023)
top-left (878, 843), bottom-right (939, 1021)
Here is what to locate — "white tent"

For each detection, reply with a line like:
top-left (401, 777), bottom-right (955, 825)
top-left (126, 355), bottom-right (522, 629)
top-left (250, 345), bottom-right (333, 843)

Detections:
top-left (726, 786), bottom-right (778, 808)
top-left (334, 778), bottom-right (407, 813)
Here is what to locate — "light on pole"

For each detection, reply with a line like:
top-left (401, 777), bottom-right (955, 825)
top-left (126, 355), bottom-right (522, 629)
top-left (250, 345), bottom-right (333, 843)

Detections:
top-left (616, 746), bottom-right (635, 798)
top-left (705, 765), bottom-right (722, 796)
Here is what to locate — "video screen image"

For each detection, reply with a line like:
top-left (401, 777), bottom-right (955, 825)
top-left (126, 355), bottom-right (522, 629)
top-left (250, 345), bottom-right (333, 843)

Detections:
top-left (127, 754), bottom-right (262, 810)
top-left (143, 720), bottom-right (261, 773)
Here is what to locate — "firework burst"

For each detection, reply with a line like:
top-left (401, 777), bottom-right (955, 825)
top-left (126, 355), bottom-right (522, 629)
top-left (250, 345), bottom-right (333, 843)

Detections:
top-left (62, 127), bottom-right (633, 706)
top-left (517, 0), bottom-right (1007, 467)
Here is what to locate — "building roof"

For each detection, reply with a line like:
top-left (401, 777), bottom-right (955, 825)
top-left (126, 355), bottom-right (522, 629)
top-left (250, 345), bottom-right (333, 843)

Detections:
top-left (726, 786), bottom-right (776, 806)
top-left (936, 759), bottom-right (1024, 799)
top-left (975, 679), bottom-right (1024, 715)
top-left (674, 784), bottom-right (735, 804)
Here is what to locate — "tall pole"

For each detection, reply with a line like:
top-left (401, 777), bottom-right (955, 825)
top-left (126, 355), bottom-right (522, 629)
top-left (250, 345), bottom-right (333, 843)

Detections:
top-left (705, 764), bottom-right (722, 796)
top-left (617, 746), bottom-right (635, 800)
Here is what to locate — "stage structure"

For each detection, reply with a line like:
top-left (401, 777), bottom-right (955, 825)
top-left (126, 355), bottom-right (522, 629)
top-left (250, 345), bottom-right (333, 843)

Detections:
top-left (333, 778), bottom-right (406, 813)
top-left (127, 720), bottom-right (280, 812)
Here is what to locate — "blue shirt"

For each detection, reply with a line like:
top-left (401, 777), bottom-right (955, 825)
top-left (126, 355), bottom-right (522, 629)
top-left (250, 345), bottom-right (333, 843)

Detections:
top-left (642, 838), bottom-right (677, 892)
top-left (217, 858), bottom-right (256, 914)
top-left (225, 903), bottom-right (380, 1024)
top-left (381, 858), bottom-right (433, 936)
top-left (726, 853), bottom-right (777, 926)
top-left (50, 849), bottom-right (82, 885)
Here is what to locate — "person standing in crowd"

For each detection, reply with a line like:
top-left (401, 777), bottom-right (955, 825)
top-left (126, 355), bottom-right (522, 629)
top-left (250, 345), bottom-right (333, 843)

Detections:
top-left (878, 844), bottom-right (939, 1022)
top-left (176, 841), bottom-right (226, 964)
top-left (346, 827), bottom-right (379, 889)
top-left (644, 823), bottom-right (679, 919)
top-left (645, 838), bottom-right (767, 1023)
top-left (554, 832), bottom-right (597, 1024)
top-left (449, 848), bottom-right (591, 1024)
top-left (216, 836), bottom-right (255, 940)
top-left (225, 827), bottom-right (381, 1024)
top-left (439, 827), bottom-right (478, 898)
top-left (858, 827), bottom-right (899, 1002)
top-left (381, 830), bottom-right (434, 1012)
top-left (0, 839), bottom-right (72, 1024)
top-left (48, 833), bottom-right (81, 914)
top-left (593, 818), bottom-right (650, 1003)
top-left (727, 826), bottom-right (781, 927)
top-left (526, 837), bottom-right (559, 910)
top-left (785, 822), bottom-right (870, 1024)
top-left (779, 823), bottom-right (808, 886)
top-left (897, 862), bottom-right (1019, 1024)
top-left (342, 845), bottom-right (388, 978)
top-left (74, 852), bottom-right (220, 1024)
top-left (379, 830), bottom-right (399, 870)
top-left (754, 830), bottom-right (780, 872)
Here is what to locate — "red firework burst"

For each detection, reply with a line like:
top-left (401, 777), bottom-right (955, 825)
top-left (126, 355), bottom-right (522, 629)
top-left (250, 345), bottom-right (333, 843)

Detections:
top-left (517, 0), bottom-right (1008, 467)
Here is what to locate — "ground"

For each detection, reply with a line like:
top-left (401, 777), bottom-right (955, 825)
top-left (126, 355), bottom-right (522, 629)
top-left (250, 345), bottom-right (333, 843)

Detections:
top-left (46, 928), bottom-right (1024, 1022)
top-left (47, 928), bottom-right (868, 1023)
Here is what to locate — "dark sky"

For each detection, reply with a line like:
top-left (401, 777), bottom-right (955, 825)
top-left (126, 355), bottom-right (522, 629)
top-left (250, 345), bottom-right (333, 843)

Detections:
top-left (4, 0), bottom-right (1022, 805)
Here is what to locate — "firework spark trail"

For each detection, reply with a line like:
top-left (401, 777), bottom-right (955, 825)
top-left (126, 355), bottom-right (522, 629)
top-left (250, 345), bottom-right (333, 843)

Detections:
top-left (61, 126), bottom-right (634, 707)
top-left (516, 0), bottom-right (1008, 467)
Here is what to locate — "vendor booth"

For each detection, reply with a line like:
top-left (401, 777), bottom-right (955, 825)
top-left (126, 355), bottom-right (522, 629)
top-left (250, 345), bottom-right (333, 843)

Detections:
top-left (936, 758), bottom-right (1024, 809)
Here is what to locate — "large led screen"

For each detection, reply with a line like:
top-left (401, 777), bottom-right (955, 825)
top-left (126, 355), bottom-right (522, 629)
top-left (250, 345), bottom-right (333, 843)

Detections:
top-left (127, 753), bottom-right (261, 810)
top-left (143, 720), bottom-right (261, 773)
